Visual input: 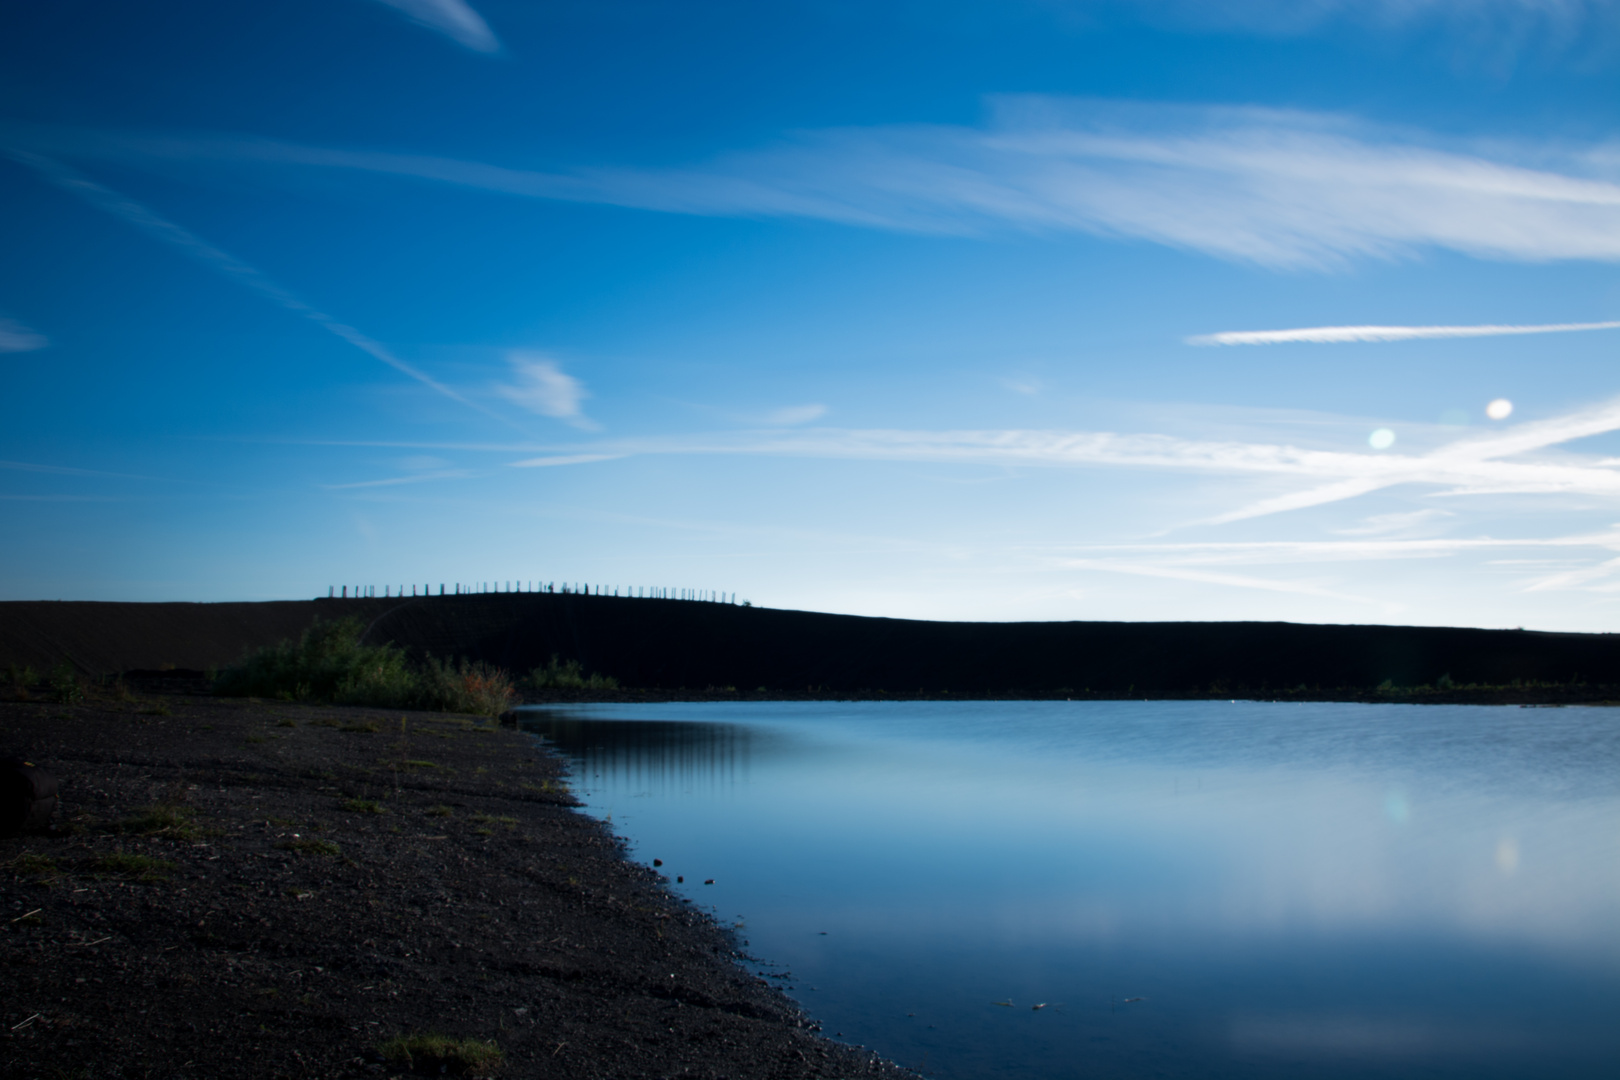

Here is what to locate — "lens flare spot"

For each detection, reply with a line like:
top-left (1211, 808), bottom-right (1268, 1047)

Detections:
top-left (1383, 791), bottom-right (1409, 823)
top-left (1486, 398), bottom-right (1513, 420)
top-left (1495, 837), bottom-right (1520, 875)
top-left (1368, 428), bottom-right (1396, 450)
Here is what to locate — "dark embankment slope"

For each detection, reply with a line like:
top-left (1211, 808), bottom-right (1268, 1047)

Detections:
top-left (4, 594), bottom-right (1618, 697)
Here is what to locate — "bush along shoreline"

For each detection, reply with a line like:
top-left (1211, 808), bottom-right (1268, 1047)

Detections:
top-left (213, 617), bottom-right (519, 716)
top-left (212, 619), bottom-right (629, 716)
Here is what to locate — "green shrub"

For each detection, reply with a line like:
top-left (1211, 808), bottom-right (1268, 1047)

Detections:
top-left (522, 654), bottom-right (619, 691)
top-left (418, 656), bottom-right (519, 716)
top-left (215, 617), bottom-right (417, 707)
top-left (379, 1034), bottom-right (502, 1076)
top-left (5, 664), bottom-right (38, 697)
top-left (214, 618), bottom-right (515, 716)
top-left (50, 662), bottom-right (84, 705)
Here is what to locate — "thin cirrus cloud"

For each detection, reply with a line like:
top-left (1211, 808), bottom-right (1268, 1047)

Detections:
top-left (1114, 0), bottom-right (1620, 40)
top-left (506, 390), bottom-right (1620, 523)
top-left (0, 317), bottom-right (47, 353)
top-left (370, 0), bottom-right (498, 52)
top-left (31, 96), bottom-right (1620, 269)
top-left (1, 149), bottom-right (513, 427)
top-left (763, 404), bottom-right (828, 426)
top-left (496, 353), bottom-right (596, 429)
top-left (1189, 319), bottom-right (1620, 345)
top-left (1047, 527), bottom-right (1620, 600)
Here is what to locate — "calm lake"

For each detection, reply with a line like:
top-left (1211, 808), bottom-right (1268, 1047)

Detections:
top-left (516, 701), bottom-right (1620, 1079)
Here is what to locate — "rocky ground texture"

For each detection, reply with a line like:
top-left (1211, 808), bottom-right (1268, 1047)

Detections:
top-left (0, 688), bottom-right (910, 1080)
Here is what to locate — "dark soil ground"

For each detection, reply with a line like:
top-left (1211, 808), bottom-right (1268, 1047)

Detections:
top-left (0, 687), bottom-right (911, 1080)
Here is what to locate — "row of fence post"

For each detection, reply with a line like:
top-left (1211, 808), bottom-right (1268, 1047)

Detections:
top-left (327, 583), bottom-right (738, 603)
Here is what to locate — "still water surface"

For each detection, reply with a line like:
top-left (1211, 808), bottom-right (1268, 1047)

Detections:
top-left (518, 701), bottom-right (1620, 1079)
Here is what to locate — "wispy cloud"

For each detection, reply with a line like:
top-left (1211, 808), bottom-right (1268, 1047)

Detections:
top-left (0, 458), bottom-right (155, 481)
top-left (1332, 509), bottom-right (1455, 536)
top-left (321, 468), bottom-right (473, 490)
top-left (34, 97), bottom-right (1620, 268)
top-left (496, 390), bottom-right (1620, 523)
top-left (1189, 319), bottom-right (1620, 345)
top-left (1048, 527), bottom-right (1620, 599)
top-left (1048, 530), bottom-right (1620, 564)
top-left (371, 0), bottom-right (498, 52)
top-left (763, 404), bottom-right (828, 425)
top-left (509, 453), bottom-right (624, 468)
top-left (1057, 557), bottom-right (1379, 604)
top-left (0, 317), bottom-right (48, 353)
top-left (1103, 0), bottom-right (1620, 74)
top-left (2, 149), bottom-right (513, 426)
top-left (1118, 0), bottom-right (1618, 39)
top-left (496, 352), bottom-right (595, 428)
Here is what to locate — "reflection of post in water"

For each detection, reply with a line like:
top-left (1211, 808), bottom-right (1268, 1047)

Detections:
top-left (521, 715), bottom-right (751, 796)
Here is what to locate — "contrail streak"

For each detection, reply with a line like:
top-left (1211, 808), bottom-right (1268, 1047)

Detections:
top-left (1187, 320), bottom-right (1620, 346)
top-left (3, 148), bottom-right (511, 425)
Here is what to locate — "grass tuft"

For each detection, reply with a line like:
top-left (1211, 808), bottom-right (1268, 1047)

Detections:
top-left (521, 778), bottom-right (569, 796)
top-left (275, 838), bottom-right (342, 856)
top-left (86, 853), bottom-right (174, 880)
top-left (5, 853), bottom-right (59, 879)
top-left (114, 804), bottom-right (200, 840)
top-left (341, 798), bottom-right (385, 814)
top-left (379, 1034), bottom-right (502, 1077)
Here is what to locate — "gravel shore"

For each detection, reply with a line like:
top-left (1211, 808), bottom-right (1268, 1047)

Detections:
top-left (0, 690), bottom-right (910, 1080)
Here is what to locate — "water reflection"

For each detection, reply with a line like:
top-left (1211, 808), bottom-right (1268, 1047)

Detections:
top-left (519, 701), bottom-right (1620, 1080)
top-left (530, 716), bottom-right (762, 796)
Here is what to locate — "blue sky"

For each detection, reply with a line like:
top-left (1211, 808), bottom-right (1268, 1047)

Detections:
top-left (4, 1), bottom-right (1620, 629)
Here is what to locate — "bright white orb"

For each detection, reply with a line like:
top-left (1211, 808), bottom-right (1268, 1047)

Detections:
top-left (1486, 398), bottom-right (1513, 420)
top-left (1495, 837), bottom-right (1520, 876)
top-left (1368, 428), bottom-right (1396, 450)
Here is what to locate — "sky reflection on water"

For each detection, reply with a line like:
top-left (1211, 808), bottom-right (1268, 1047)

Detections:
top-left (518, 701), bottom-right (1620, 1079)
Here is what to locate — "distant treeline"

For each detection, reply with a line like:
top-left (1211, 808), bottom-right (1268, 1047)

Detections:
top-left (4, 594), bottom-right (1615, 701)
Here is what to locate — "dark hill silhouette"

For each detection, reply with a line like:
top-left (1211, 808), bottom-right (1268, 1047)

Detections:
top-left (3, 593), bottom-right (1617, 697)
